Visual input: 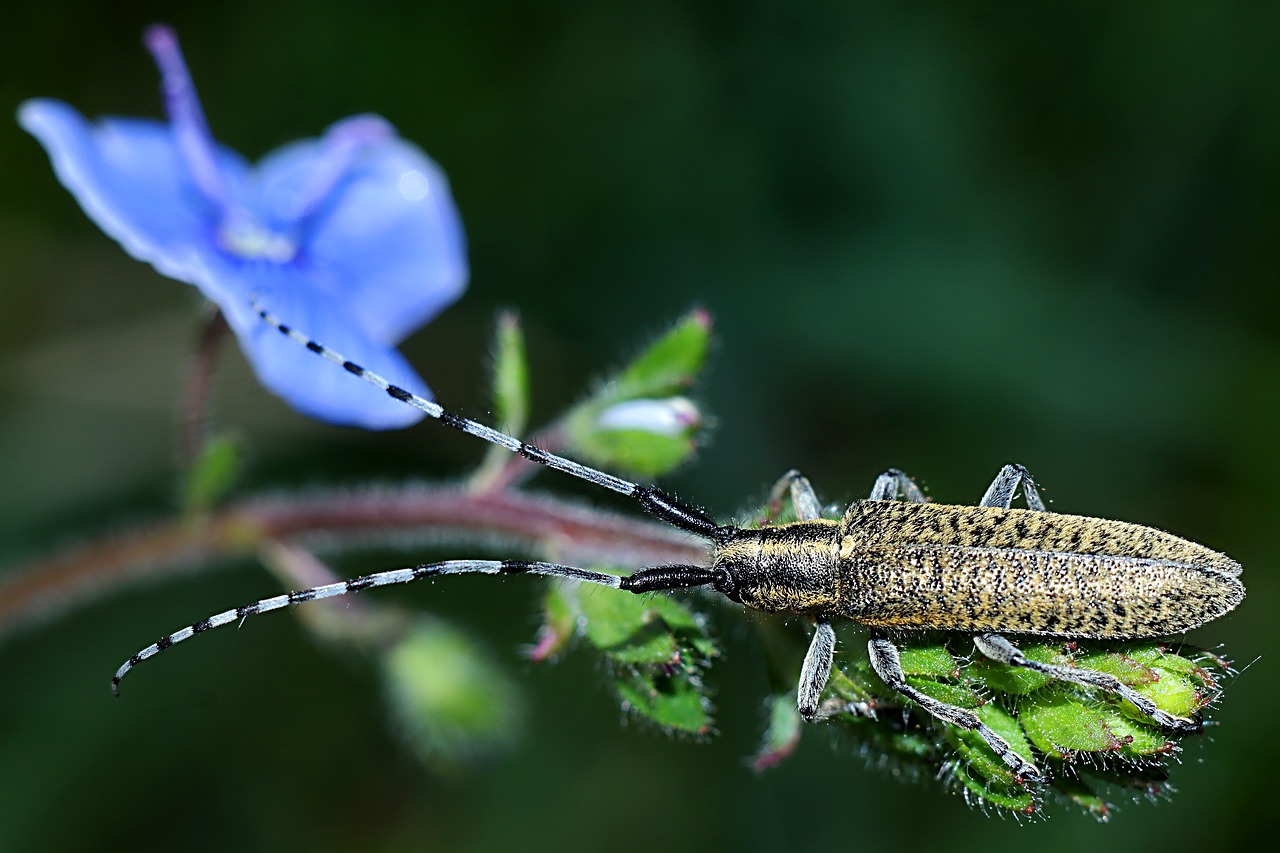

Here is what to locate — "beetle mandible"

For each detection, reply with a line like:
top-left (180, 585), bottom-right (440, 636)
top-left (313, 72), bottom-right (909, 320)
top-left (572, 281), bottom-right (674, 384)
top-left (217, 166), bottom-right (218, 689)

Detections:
top-left (113, 304), bottom-right (1245, 783)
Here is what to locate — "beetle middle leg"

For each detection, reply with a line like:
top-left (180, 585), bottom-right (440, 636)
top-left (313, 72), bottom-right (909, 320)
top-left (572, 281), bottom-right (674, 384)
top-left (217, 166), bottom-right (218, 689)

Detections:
top-left (796, 469), bottom-right (931, 723)
top-left (868, 468), bottom-right (928, 503)
top-left (768, 473), bottom-right (852, 720)
top-left (973, 632), bottom-right (1199, 733)
top-left (868, 632), bottom-right (1043, 782)
top-left (980, 462), bottom-right (1045, 510)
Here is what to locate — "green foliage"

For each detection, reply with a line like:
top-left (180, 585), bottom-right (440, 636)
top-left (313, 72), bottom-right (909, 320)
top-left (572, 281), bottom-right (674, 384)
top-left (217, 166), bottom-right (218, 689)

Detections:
top-left (563, 310), bottom-right (711, 477)
top-left (816, 635), bottom-right (1227, 819)
top-left (180, 432), bottom-right (244, 513)
top-left (537, 582), bottom-right (717, 735)
top-left (381, 617), bottom-right (522, 770)
top-left (489, 311), bottom-right (530, 437)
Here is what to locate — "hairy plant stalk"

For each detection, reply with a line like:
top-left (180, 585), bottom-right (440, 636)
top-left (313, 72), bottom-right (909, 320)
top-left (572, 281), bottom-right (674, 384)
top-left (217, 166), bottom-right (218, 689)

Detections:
top-left (0, 485), bottom-right (706, 640)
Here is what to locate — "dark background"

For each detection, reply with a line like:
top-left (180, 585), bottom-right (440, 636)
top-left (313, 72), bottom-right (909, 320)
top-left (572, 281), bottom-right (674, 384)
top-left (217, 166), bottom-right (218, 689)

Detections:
top-left (1, 2), bottom-right (1277, 850)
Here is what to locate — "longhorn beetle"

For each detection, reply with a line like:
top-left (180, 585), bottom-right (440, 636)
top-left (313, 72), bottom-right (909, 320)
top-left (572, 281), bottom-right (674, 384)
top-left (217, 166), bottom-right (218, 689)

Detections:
top-left (114, 304), bottom-right (1246, 783)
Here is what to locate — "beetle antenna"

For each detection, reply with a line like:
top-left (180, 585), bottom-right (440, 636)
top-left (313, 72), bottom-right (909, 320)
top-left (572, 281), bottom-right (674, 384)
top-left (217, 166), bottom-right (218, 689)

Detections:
top-left (112, 559), bottom-right (722, 694)
top-left (254, 300), bottom-right (732, 544)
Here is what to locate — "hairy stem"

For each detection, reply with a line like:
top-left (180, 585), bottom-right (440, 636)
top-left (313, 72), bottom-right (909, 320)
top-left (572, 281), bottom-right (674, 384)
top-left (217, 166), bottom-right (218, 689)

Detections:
top-left (177, 304), bottom-right (230, 468)
top-left (0, 485), bottom-right (706, 640)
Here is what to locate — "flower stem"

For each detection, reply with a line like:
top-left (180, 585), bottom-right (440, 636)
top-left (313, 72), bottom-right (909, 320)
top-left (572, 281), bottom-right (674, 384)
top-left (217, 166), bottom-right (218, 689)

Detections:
top-left (0, 485), bottom-right (706, 640)
top-left (177, 303), bottom-right (230, 469)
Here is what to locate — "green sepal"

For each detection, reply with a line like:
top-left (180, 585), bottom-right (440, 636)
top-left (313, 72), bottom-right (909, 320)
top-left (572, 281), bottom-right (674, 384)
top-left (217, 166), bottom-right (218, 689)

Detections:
top-left (1078, 645), bottom-right (1204, 720)
top-left (906, 676), bottom-right (984, 710)
top-left (472, 313), bottom-right (531, 488)
top-left (529, 583), bottom-right (576, 662)
top-left (615, 665), bottom-right (711, 735)
top-left (180, 432), bottom-right (244, 513)
top-left (806, 633), bottom-right (1228, 818)
top-left (898, 643), bottom-right (959, 678)
top-left (561, 310), bottom-right (711, 477)
top-left (489, 311), bottom-right (530, 436)
top-left (753, 694), bottom-right (803, 771)
top-left (968, 643), bottom-right (1063, 695)
top-left (381, 617), bottom-right (522, 769)
top-left (604, 309), bottom-right (711, 400)
top-left (952, 705), bottom-right (1038, 807)
top-left (1051, 776), bottom-right (1113, 822)
top-left (1099, 709), bottom-right (1175, 759)
top-left (950, 758), bottom-right (1037, 814)
top-left (535, 583), bottom-right (717, 735)
top-left (1018, 685), bottom-right (1121, 756)
top-left (568, 424), bottom-right (696, 480)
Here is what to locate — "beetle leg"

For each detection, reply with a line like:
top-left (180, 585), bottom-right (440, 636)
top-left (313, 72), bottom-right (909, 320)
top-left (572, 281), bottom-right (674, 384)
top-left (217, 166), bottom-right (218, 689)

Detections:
top-left (868, 468), bottom-right (928, 503)
top-left (979, 463), bottom-right (1046, 511)
top-left (973, 632), bottom-right (1199, 733)
top-left (867, 633), bottom-right (1044, 782)
top-left (766, 469), bottom-right (822, 522)
top-left (797, 620), bottom-right (836, 720)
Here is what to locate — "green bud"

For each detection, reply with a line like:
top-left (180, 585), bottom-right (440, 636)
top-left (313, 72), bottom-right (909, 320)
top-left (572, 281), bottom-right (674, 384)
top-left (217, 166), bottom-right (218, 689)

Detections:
top-left (180, 431), bottom-right (243, 513)
top-left (381, 618), bottom-right (522, 769)
top-left (568, 396), bottom-right (703, 477)
top-left (560, 310), bottom-right (712, 478)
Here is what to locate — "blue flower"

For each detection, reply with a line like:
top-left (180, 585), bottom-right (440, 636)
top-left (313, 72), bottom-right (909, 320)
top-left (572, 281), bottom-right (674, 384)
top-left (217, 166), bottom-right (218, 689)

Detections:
top-left (18, 25), bottom-right (467, 428)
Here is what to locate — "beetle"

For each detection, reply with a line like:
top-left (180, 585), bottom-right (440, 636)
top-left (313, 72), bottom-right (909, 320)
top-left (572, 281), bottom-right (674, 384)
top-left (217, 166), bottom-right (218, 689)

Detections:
top-left (113, 304), bottom-right (1245, 782)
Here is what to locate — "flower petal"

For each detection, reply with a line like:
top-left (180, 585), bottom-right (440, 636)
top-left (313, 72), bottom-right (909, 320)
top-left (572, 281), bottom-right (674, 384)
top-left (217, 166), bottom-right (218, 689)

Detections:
top-left (228, 276), bottom-right (431, 430)
top-left (18, 98), bottom-right (249, 304)
top-left (251, 114), bottom-right (468, 344)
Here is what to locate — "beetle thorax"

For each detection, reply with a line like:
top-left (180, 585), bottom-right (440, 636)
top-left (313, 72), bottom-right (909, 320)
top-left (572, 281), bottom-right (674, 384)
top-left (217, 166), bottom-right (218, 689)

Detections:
top-left (713, 520), bottom-right (842, 615)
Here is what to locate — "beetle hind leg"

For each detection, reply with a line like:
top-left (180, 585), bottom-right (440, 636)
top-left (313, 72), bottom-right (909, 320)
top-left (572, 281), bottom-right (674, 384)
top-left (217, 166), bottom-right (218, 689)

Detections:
top-left (868, 633), bottom-right (1044, 782)
top-left (796, 620), bottom-right (835, 721)
top-left (868, 468), bottom-right (928, 503)
top-left (973, 632), bottom-right (1199, 733)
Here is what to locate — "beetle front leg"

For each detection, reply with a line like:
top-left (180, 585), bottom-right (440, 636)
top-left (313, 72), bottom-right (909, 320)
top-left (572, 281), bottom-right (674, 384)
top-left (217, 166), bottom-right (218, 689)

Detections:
top-left (796, 620), bottom-right (835, 721)
top-left (973, 632), bottom-right (1199, 733)
top-left (979, 463), bottom-right (1046, 510)
top-left (766, 469), bottom-right (822, 522)
top-left (868, 468), bottom-right (928, 503)
top-left (867, 632), bottom-right (1043, 782)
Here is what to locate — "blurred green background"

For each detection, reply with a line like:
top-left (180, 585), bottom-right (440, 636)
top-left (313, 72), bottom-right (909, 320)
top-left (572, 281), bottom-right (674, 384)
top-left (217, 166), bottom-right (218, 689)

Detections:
top-left (2, 1), bottom-right (1277, 849)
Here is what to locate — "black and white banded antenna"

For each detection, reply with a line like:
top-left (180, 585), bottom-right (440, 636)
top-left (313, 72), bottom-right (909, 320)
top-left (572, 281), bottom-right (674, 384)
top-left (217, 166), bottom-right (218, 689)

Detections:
top-left (111, 302), bottom-right (735, 694)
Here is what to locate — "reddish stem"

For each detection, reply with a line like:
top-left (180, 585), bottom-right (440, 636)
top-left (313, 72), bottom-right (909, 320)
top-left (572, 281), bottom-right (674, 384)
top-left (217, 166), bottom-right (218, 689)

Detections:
top-left (0, 485), bottom-right (706, 639)
top-left (177, 305), bottom-right (230, 467)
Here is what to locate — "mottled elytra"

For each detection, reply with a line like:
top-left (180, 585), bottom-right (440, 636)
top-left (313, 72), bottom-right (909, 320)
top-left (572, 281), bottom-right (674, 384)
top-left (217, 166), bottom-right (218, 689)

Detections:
top-left (114, 303), bottom-right (1245, 783)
